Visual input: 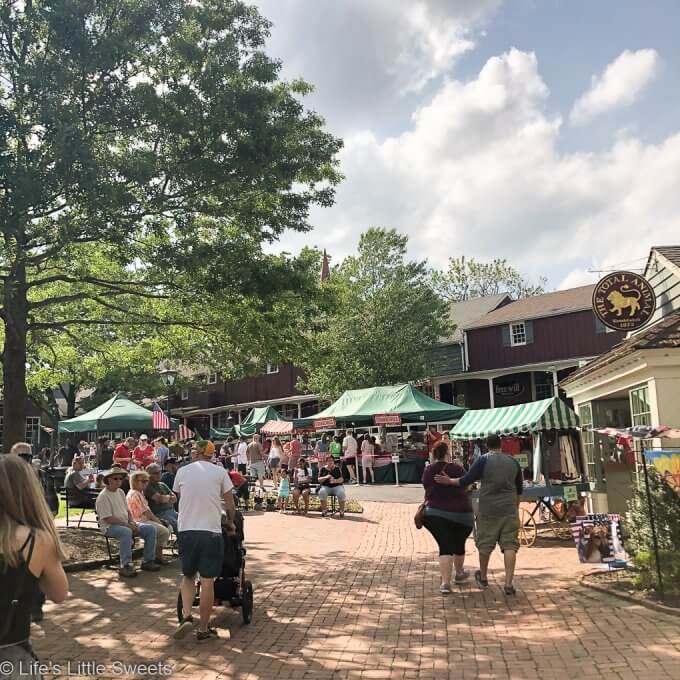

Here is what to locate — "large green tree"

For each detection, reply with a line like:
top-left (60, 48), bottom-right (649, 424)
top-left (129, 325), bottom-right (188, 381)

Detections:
top-left (432, 256), bottom-right (547, 302)
top-left (299, 228), bottom-right (450, 400)
top-left (0, 0), bottom-right (341, 448)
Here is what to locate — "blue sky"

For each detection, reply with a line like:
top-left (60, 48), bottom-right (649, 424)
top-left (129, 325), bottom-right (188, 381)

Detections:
top-left (254, 1), bottom-right (680, 289)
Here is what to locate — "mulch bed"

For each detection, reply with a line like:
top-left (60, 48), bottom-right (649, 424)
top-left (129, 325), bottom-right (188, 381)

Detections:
top-left (583, 570), bottom-right (680, 610)
top-left (59, 528), bottom-right (113, 566)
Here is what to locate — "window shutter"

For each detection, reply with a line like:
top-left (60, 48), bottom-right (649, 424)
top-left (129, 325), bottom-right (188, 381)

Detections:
top-left (502, 325), bottom-right (511, 347)
top-left (595, 318), bottom-right (606, 334)
top-left (525, 320), bottom-right (534, 344)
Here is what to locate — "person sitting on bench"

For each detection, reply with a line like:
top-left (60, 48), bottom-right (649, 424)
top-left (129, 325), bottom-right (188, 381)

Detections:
top-left (144, 464), bottom-right (178, 533)
top-left (318, 457), bottom-right (346, 518)
top-left (64, 456), bottom-right (94, 507)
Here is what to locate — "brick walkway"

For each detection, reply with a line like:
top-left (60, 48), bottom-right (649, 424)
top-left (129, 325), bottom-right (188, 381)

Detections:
top-left (34, 502), bottom-right (680, 679)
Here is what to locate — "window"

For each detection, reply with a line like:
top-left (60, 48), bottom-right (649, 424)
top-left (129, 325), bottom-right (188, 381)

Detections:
top-left (630, 385), bottom-right (652, 478)
top-left (25, 417), bottom-right (41, 446)
top-left (578, 403), bottom-right (596, 481)
top-left (510, 322), bottom-right (526, 346)
top-left (595, 318), bottom-right (616, 334)
top-left (535, 383), bottom-right (554, 400)
top-left (207, 372), bottom-right (218, 385)
top-left (181, 388), bottom-right (189, 401)
top-left (266, 364), bottom-right (279, 374)
top-left (280, 403), bottom-right (298, 419)
top-left (417, 382), bottom-right (434, 399)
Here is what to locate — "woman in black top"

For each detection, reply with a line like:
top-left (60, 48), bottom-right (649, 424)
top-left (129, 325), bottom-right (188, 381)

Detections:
top-left (0, 455), bottom-right (69, 677)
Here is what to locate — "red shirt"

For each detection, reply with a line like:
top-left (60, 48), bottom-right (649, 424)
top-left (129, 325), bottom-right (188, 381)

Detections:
top-left (290, 439), bottom-right (302, 456)
top-left (133, 445), bottom-right (155, 468)
top-left (113, 444), bottom-right (131, 470)
top-left (229, 470), bottom-right (246, 488)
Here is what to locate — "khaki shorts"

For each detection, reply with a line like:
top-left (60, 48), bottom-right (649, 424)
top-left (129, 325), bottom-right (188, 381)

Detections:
top-left (475, 513), bottom-right (520, 554)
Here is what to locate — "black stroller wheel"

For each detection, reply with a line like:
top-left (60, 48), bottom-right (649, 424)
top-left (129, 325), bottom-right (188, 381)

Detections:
top-left (242, 581), bottom-right (254, 624)
top-left (177, 583), bottom-right (201, 622)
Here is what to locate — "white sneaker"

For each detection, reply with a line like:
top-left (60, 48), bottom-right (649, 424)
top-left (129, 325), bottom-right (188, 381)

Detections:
top-left (439, 583), bottom-right (451, 594)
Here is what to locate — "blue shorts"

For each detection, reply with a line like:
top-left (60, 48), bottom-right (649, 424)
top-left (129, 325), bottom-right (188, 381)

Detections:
top-left (318, 485), bottom-right (346, 502)
top-left (178, 530), bottom-right (224, 579)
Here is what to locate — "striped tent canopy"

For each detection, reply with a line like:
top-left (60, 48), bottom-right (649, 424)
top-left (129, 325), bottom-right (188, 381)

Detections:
top-left (260, 420), bottom-right (294, 436)
top-left (451, 397), bottom-right (579, 440)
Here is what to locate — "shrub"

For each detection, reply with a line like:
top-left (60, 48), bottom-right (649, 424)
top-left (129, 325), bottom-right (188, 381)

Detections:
top-left (625, 467), bottom-right (680, 597)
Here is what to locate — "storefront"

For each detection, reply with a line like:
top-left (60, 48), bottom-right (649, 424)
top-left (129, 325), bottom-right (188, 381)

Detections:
top-left (561, 247), bottom-right (680, 514)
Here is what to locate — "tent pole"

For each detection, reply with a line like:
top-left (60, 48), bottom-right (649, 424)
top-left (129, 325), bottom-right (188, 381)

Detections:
top-left (641, 448), bottom-right (664, 601)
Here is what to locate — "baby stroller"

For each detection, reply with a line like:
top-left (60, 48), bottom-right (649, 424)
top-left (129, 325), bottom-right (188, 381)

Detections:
top-left (176, 510), bottom-right (254, 625)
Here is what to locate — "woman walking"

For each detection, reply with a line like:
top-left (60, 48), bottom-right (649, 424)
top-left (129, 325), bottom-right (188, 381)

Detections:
top-left (0, 454), bottom-right (69, 677)
top-left (269, 437), bottom-right (284, 487)
top-left (361, 434), bottom-right (375, 484)
top-left (421, 441), bottom-right (474, 594)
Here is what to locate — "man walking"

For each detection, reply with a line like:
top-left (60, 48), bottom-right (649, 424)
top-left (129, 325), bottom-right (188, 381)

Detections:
top-left (437, 434), bottom-right (523, 595)
top-left (173, 440), bottom-right (236, 641)
top-left (247, 434), bottom-right (266, 491)
top-left (342, 429), bottom-right (358, 484)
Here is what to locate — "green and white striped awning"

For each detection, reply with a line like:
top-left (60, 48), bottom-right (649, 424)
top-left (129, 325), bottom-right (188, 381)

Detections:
top-left (451, 397), bottom-right (579, 439)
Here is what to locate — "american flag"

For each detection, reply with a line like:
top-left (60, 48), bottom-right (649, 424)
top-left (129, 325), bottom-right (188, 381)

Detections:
top-left (177, 424), bottom-right (194, 441)
top-left (152, 402), bottom-right (171, 430)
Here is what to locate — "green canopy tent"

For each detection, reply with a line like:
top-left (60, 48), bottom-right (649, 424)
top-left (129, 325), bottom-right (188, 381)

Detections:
top-left (296, 384), bottom-right (466, 427)
top-left (58, 393), bottom-right (179, 434)
top-left (210, 406), bottom-right (285, 439)
top-left (450, 397), bottom-right (579, 439)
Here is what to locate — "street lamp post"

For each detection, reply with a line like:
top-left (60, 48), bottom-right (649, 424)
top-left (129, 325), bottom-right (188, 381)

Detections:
top-left (159, 368), bottom-right (178, 435)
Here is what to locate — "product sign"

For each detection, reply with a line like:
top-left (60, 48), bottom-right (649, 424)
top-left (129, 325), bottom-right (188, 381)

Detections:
top-left (374, 413), bottom-right (402, 426)
top-left (592, 271), bottom-right (656, 331)
top-left (313, 418), bottom-right (337, 430)
top-left (515, 453), bottom-right (529, 469)
top-left (563, 485), bottom-right (578, 502)
top-left (391, 454), bottom-right (400, 464)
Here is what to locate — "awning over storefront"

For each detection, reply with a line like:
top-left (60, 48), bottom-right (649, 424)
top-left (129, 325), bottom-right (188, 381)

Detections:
top-left (210, 405), bottom-right (285, 439)
top-left (260, 420), bottom-right (294, 436)
top-left (451, 397), bottom-right (579, 439)
top-left (297, 384), bottom-right (466, 427)
top-left (58, 393), bottom-right (180, 434)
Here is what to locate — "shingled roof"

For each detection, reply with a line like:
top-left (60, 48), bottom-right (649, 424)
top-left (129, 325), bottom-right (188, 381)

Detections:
top-left (464, 285), bottom-right (595, 330)
top-left (441, 294), bottom-right (511, 343)
top-left (561, 309), bottom-right (680, 385)
top-left (651, 245), bottom-right (680, 272)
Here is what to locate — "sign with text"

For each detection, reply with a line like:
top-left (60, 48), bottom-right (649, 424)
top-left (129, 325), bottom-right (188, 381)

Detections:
top-left (563, 485), bottom-right (578, 502)
top-left (313, 418), bottom-right (337, 431)
top-left (592, 271), bottom-right (656, 331)
top-left (495, 381), bottom-right (524, 398)
top-left (391, 455), bottom-right (400, 463)
top-left (374, 413), bottom-right (402, 426)
top-left (515, 453), bottom-right (529, 469)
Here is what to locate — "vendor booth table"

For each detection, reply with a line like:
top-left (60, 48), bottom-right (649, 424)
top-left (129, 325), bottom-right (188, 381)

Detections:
top-left (452, 397), bottom-right (587, 547)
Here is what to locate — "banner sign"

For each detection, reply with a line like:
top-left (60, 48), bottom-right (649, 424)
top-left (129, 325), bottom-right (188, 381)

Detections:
top-left (515, 453), bottom-right (529, 469)
top-left (374, 413), bottom-right (402, 426)
top-left (592, 271), bottom-right (656, 331)
top-left (644, 450), bottom-right (680, 497)
top-left (313, 418), bottom-right (337, 431)
top-left (563, 485), bottom-right (578, 502)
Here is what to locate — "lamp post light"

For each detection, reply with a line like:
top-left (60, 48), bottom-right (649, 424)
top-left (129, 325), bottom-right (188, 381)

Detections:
top-left (159, 368), bottom-right (178, 434)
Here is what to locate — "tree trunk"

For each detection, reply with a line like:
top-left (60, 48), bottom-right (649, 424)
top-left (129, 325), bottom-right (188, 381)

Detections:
top-left (66, 382), bottom-right (77, 419)
top-left (3, 260), bottom-right (28, 452)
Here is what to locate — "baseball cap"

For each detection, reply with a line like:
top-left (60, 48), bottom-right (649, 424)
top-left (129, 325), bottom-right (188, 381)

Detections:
top-left (191, 440), bottom-right (216, 457)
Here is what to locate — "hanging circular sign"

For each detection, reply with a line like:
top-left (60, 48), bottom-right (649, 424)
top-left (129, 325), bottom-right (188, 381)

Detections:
top-left (592, 271), bottom-right (656, 331)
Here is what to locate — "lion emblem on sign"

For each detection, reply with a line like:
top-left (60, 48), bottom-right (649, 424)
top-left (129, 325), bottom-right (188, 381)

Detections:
top-left (607, 286), bottom-right (641, 317)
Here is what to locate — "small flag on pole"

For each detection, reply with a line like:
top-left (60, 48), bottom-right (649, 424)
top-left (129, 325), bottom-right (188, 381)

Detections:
top-left (152, 402), bottom-right (171, 430)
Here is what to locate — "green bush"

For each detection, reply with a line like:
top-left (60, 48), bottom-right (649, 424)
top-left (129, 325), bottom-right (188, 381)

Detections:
top-left (625, 467), bottom-right (680, 597)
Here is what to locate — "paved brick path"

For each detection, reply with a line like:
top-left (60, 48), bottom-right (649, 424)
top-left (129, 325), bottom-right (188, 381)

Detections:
top-left (35, 502), bottom-right (680, 679)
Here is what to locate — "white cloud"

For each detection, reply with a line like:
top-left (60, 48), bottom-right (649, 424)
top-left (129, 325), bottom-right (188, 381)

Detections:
top-left (254, 0), bottom-right (500, 133)
top-left (570, 49), bottom-right (659, 126)
top-left (279, 48), bottom-right (680, 289)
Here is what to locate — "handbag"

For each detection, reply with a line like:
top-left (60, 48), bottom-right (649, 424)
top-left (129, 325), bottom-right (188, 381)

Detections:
top-left (414, 502), bottom-right (426, 530)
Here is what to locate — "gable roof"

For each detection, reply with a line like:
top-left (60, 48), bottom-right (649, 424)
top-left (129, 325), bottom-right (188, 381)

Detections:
top-left (649, 245), bottom-right (680, 278)
top-left (441, 294), bottom-right (511, 343)
top-left (561, 308), bottom-right (680, 386)
top-left (464, 285), bottom-right (596, 330)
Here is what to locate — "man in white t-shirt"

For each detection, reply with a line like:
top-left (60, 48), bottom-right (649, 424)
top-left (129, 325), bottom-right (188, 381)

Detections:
top-left (235, 435), bottom-right (248, 475)
top-left (173, 440), bottom-right (236, 642)
top-left (342, 430), bottom-right (358, 484)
